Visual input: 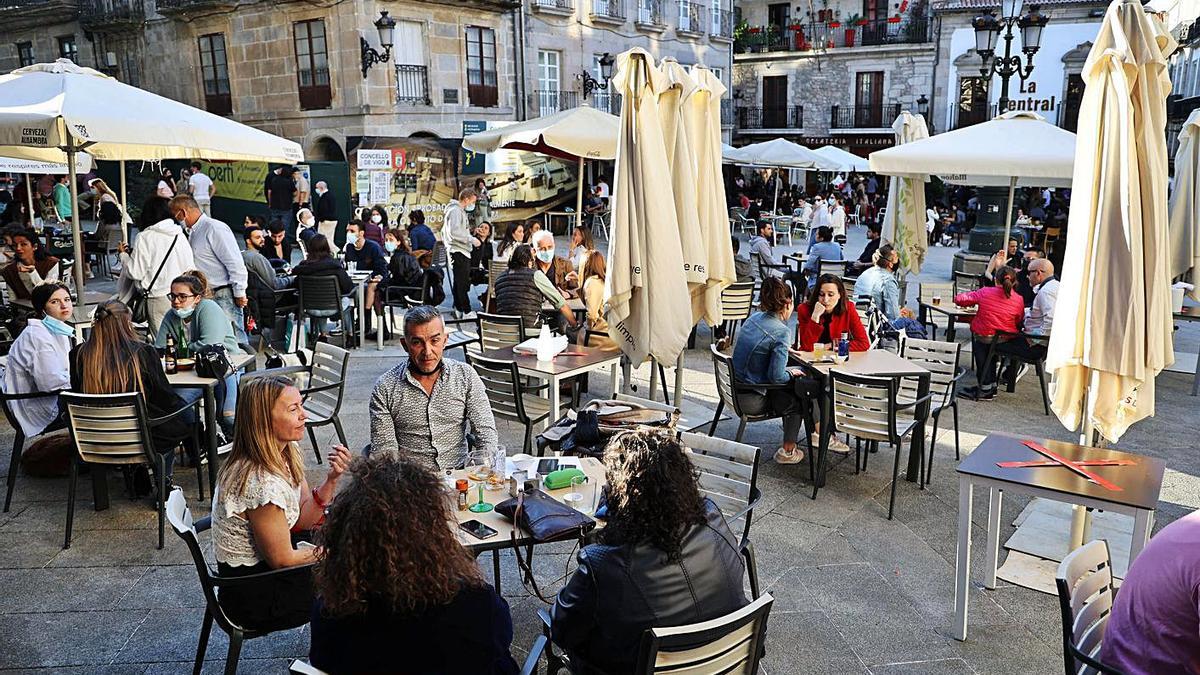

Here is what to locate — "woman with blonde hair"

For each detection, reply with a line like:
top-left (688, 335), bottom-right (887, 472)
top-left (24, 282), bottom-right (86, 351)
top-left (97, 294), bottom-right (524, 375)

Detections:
top-left (577, 250), bottom-right (615, 351)
top-left (89, 178), bottom-right (129, 250)
top-left (211, 375), bottom-right (351, 630)
top-left (309, 453), bottom-right (518, 673)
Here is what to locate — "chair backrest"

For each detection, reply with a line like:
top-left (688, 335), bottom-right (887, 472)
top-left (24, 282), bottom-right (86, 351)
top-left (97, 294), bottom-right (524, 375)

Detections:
top-left (636, 593), bottom-right (774, 675)
top-left (478, 312), bottom-right (526, 352)
top-left (680, 431), bottom-right (761, 545)
top-left (819, 260), bottom-right (847, 278)
top-left (296, 274), bottom-right (342, 315)
top-left (304, 341), bottom-right (350, 418)
top-left (59, 391), bottom-right (157, 465)
top-left (830, 371), bottom-right (898, 444)
top-left (431, 241), bottom-right (448, 269)
top-left (166, 489), bottom-right (224, 617)
top-left (464, 352), bottom-right (532, 424)
top-left (486, 259), bottom-right (508, 302)
top-left (855, 301), bottom-right (879, 348)
top-left (720, 281), bottom-right (756, 323)
top-left (750, 253), bottom-right (772, 282)
top-left (900, 338), bottom-right (961, 409)
top-left (710, 344), bottom-right (746, 417)
top-left (952, 271), bottom-right (982, 297)
top-left (1055, 540), bottom-right (1120, 675)
top-left (918, 282), bottom-right (953, 304)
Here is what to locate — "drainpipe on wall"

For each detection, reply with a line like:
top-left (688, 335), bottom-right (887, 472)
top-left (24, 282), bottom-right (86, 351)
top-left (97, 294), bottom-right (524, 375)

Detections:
top-left (930, 11), bottom-right (943, 132)
top-left (514, 3), bottom-right (528, 120)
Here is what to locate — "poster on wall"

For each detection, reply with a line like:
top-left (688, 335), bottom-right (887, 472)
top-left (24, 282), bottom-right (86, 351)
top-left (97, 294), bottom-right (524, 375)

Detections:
top-left (197, 160), bottom-right (269, 203)
top-left (460, 121), bottom-right (580, 224)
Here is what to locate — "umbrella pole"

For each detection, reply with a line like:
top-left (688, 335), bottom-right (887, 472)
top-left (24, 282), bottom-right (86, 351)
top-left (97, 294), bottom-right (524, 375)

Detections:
top-left (67, 142), bottom-right (86, 301)
top-left (673, 351), bottom-right (684, 407)
top-left (119, 160), bottom-right (128, 242)
top-left (773, 169), bottom-right (780, 213)
top-left (576, 156), bottom-right (584, 232)
top-left (1002, 176), bottom-right (1017, 248)
top-left (23, 173), bottom-right (34, 227)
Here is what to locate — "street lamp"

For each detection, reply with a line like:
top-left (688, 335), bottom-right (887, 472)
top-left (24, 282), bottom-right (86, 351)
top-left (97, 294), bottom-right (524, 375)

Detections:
top-left (972, 1), bottom-right (1048, 115)
top-left (581, 52), bottom-right (615, 100)
top-left (916, 93), bottom-right (931, 131)
top-left (360, 11), bottom-right (396, 78)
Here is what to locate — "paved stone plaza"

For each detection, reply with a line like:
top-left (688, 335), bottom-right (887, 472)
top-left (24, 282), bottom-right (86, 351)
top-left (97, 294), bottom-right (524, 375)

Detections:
top-left (0, 230), bottom-right (1197, 674)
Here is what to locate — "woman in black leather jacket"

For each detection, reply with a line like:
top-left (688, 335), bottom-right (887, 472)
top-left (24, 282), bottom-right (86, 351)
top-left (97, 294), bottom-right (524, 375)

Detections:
top-left (551, 431), bottom-right (748, 673)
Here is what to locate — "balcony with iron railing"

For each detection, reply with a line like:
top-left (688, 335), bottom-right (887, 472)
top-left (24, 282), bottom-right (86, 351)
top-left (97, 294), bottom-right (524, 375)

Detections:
top-left (634, 0), bottom-right (665, 28)
top-left (830, 103), bottom-right (900, 129)
top-left (531, 90), bottom-right (580, 115)
top-left (156, 0), bottom-right (236, 13)
top-left (395, 64), bottom-right (430, 105)
top-left (736, 105), bottom-right (803, 131)
top-left (676, 0), bottom-right (704, 35)
top-left (79, 0), bottom-right (145, 28)
top-left (589, 0), bottom-right (624, 23)
top-left (590, 90), bottom-right (622, 114)
top-left (736, 17), bottom-right (931, 54)
top-left (710, 8), bottom-right (732, 39)
top-left (532, 0), bottom-right (573, 13)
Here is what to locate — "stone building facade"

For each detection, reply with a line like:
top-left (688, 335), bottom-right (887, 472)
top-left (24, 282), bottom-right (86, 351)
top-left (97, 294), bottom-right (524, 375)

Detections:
top-left (730, 0), bottom-right (935, 155)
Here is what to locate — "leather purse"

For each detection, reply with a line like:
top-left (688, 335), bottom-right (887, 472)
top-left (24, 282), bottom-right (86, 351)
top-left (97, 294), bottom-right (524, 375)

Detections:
top-left (496, 489), bottom-right (596, 603)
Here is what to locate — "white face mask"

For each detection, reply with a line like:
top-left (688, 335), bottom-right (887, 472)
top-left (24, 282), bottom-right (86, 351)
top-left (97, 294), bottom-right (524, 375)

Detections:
top-left (302, 218), bottom-right (314, 228)
top-left (371, 214), bottom-right (383, 224)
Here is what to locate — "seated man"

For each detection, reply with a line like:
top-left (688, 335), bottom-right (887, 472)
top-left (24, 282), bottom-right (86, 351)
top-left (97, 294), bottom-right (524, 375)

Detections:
top-left (368, 305), bottom-right (499, 470)
top-left (802, 226), bottom-right (843, 282)
top-left (853, 244), bottom-right (924, 337)
top-left (264, 220), bottom-right (293, 272)
top-left (731, 236), bottom-right (752, 283)
top-left (848, 223), bottom-right (881, 276)
top-left (495, 243), bottom-right (577, 334)
top-left (746, 221), bottom-right (806, 293)
top-left (530, 229), bottom-right (578, 297)
top-left (994, 258), bottom-right (1057, 374)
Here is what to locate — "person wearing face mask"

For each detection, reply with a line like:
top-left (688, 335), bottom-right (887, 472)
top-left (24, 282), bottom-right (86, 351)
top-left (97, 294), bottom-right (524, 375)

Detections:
top-left (312, 181), bottom-right (338, 244)
top-left (364, 206), bottom-right (388, 247)
top-left (494, 244), bottom-right (577, 334)
top-left (171, 194), bottom-right (249, 344)
top-left (2, 282), bottom-right (75, 439)
top-left (156, 273), bottom-right (242, 435)
top-left (343, 220), bottom-right (389, 336)
top-left (530, 229), bottom-right (578, 296)
top-left (442, 188), bottom-right (479, 319)
top-left (118, 196), bottom-right (196, 334)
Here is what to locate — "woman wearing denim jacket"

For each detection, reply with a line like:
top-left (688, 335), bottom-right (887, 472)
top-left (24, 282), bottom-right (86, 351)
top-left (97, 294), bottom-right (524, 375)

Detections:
top-left (731, 278), bottom-right (819, 465)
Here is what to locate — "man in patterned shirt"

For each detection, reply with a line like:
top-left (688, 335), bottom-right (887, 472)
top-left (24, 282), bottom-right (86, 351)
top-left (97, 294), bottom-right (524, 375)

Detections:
top-left (369, 305), bottom-right (498, 469)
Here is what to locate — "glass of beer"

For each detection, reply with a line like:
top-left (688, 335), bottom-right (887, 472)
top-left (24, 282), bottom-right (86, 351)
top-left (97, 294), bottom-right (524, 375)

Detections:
top-left (931, 293), bottom-right (942, 306)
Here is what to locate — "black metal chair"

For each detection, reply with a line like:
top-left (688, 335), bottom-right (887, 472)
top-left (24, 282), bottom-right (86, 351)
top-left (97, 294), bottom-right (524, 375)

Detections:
top-left (166, 489), bottom-right (313, 675)
top-left (465, 352), bottom-right (552, 454)
top-left (1055, 540), bottom-right (1127, 675)
top-left (0, 387), bottom-right (68, 512)
top-left (984, 330), bottom-right (1052, 415)
top-left (296, 275), bottom-right (350, 348)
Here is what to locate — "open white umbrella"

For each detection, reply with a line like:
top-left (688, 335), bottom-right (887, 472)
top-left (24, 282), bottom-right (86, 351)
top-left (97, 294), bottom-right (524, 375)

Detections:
top-left (870, 111), bottom-right (1076, 246)
top-left (0, 60), bottom-right (303, 295)
top-left (1168, 108), bottom-right (1200, 300)
top-left (605, 48), bottom-right (692, 368)
top-left (726, 138), bottom-right (839, 213)
top-left (812, 145), bottom-right (870, 173)
top-left (879, 112), bottom-right (929, 275)
top-left (462, 106), bottom-right (620, 231)
top-left (1046, 0), bottom-right (1175, 443)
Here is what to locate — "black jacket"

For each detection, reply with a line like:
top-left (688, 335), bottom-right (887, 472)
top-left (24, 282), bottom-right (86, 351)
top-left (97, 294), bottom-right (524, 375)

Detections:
top-left (69, 343), bottom-right (191, 451)
top-left (551, 499), bottom-right (748, 674)
top-left (313, 190), bottom-right (337, 222)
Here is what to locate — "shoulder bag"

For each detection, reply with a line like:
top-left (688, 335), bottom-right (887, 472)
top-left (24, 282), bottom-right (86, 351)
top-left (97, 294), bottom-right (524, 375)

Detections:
top-left (129, 235), bottom-right (178, 325)
top-left (495, 488), bottom-right (596, 602)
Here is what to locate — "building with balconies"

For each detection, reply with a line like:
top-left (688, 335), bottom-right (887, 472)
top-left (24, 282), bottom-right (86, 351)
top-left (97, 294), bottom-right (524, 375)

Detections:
top-left (730, 0), bottom-right (935, 156)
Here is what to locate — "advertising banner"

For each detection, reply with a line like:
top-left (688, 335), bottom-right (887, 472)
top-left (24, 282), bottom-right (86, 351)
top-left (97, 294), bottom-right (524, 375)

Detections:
top-left (197, 159), bottom-right (270, 203)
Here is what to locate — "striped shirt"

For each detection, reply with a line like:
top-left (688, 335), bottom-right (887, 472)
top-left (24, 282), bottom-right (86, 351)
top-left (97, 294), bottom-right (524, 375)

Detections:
top-left (368, 358), bottom-right (498, 470)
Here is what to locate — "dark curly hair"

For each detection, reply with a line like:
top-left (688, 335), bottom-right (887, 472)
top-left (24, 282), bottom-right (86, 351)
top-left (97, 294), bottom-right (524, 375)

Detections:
top-left (313, 454), bottom-right (483, 617)
top-left (598, 430), bottom-right (706, 561)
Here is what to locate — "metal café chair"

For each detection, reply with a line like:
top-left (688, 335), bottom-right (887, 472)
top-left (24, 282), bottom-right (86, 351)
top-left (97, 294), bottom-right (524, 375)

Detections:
top-left (465, 352), bottom-right (551, 454)
top-left (1055, 540), bottom-right (1125, 675)
top-left (899, 338), bottom-right (967, 484)
top-left (0, 386), bottom-right (69, 512)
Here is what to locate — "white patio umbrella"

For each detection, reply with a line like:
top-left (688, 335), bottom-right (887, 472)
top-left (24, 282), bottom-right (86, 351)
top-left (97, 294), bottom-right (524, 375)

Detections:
top-left (0, 60), bottom-right (303, 295)
top-left (812, 145), bottom-right (870, 173)
top-left (1168, 108), bottom-right (1200, 300)
top-left (726, 138), bottom-right (838, 212)
top-left (0, 154), bottom-right (92, 228)
top-left (879, 112), bottom-right (929, 275)
top-left (869, 111), bottom-right (1076, 245)
top-left (689, 65), bottom-right (737, 329)
top-left (605, 48), bottom-right (692, 368)
top-left (1046, 0), bottom-right (1175, 443)
top-left (660, 60), bottom-right (707, 292)
top-left (461, 106), bottom-right (620, 231)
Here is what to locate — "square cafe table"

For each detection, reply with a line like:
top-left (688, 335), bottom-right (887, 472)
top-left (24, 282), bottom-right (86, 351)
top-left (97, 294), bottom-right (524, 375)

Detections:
top-left (791, 348), bottom-right (931, 490)
top-left (483, 344), bottom-right (622, 429)
top-left (167, 351), bottom-right (256, 489)
top-left (952, 432), bottom-right (1164, 641)
top-left (919, 301), bottom-right (976, 342)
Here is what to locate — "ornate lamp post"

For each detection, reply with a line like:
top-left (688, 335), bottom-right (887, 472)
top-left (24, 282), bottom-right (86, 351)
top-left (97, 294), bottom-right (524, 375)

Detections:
top-left (916, 93), bottom-right (931, 132)
top-left (360, 11), bottom-right (397, 78)
top-left (581, 52), bottom-right (615, 100)
top-left (972, 0), bottom-right (1048, 115)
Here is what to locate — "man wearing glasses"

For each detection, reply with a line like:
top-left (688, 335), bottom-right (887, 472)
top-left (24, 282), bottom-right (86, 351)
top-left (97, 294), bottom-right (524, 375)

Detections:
top-left (169, 194), bottom-right (249, 343)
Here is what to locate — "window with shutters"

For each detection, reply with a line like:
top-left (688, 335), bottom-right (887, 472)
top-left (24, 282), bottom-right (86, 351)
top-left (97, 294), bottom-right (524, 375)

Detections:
top-left (198, 34), bottom-right (232, 115)
top-left (57, 35), bottom-right (77, 62)
top-left (16, 42), bottom-right (33, 67)
top-left (294, 19), bottom-right (332, 110)
top-left (465, 26), bottom-right (498, 107)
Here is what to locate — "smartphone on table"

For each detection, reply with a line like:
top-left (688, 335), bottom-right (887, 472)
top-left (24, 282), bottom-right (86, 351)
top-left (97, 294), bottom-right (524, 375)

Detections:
top-left (460, 519), bottom-right (499, 540)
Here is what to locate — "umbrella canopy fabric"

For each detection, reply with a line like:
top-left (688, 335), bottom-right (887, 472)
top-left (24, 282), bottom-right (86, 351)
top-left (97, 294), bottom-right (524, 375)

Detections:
top-left (460, 106), bottom-right (619, 161)
top-left (605, 48), bottom-right (692, 367)
top-left (0, 60), bottom-right (302, 163)
top-left (689, 66), bottom-right (736, 327)
top-left (1046, 0), bottom-right (1176, 443)
top-left (812, 145), bottom-right (870, 172)
top-left (660, 60), bottom-right (707, 290)
top-left (1168, 108), bottom-right (1200, 300)
top-left (0, 155), bottom-right (91, 173)
top-left (879, 112), bottom-right (929, 275)
top-left (868, 111), bottom-right (1075, 187)
top-left (726, 138), bottom-right (837, 170)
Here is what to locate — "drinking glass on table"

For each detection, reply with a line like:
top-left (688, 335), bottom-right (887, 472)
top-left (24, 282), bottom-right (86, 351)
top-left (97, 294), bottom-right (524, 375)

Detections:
top-left (486, 445), bottom-right (507, 491)
top-left (347, 260), bottom-right (358, 274)
top-left (931, 293), bottom-right (942, 306)
top-left (465, 449), bottom-right (493, 484)
top-left (564, 474), bottom-right (596, 515)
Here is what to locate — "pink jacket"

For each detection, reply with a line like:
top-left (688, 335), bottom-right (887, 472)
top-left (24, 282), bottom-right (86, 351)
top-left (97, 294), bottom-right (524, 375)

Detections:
top-left (954, 286), bottom-right (1025, 337)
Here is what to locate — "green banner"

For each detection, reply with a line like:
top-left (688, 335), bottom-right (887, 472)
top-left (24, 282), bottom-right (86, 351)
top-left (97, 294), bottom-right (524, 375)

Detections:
top-left (199, 160), bottom-right (270, 203)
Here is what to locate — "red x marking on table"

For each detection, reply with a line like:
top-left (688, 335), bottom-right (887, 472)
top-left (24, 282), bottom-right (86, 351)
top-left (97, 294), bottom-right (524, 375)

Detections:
top-left (996, 459), bottom-right (1134, 469)
top-left (998, 440), bottom-right (1125, 491)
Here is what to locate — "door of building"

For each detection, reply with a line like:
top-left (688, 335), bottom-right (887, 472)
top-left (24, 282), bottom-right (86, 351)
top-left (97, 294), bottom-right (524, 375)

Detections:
top-left (854, 71), bottom-right (883, 127)
top-left (762, 75), bottom-right (788, 128)
top-left (1061, 74), bottom-right (1083, 132)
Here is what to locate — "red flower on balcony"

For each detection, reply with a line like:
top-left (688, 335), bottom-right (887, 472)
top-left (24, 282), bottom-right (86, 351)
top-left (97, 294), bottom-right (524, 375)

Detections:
top-left (748, 26), bottom-right (762, 33)
top-left (827, 21), bottom-right (840, 28)
top-left (788, 23), bottom-right (803, 30)
top-left (887, 15), bottom-right (901, 23)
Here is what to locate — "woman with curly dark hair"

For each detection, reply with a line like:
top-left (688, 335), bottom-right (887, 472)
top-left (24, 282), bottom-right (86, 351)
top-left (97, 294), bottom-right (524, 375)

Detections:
top-left (551, 431), bottom-right (748, 674)
top-left (309, 453), bottom-right (519, 675)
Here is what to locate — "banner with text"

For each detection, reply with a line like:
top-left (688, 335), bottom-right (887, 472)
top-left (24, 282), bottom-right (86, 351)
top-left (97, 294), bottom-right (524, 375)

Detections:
top-left (197, 160), bottom-right (270, 203)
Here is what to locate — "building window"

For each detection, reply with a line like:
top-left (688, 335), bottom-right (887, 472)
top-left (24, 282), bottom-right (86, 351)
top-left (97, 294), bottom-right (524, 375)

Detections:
top-left (537, 50), bottom-right (561, 115)
top-left (1061, 74), bottom-right (1083, 132)
top-left (15, 42), bottom-right (33, 67)
top-left (465, 26), bottom-right (498, 107)
top-left (294, 19), bottom-right (331, 110)
top-left (198, 34), bottom-right (232, 115)
top-left (57, 35), bottom-right (77, 62)
top-left (853, 70), bottom-right (884, 125)
top-left (393, 21), bottom-right (429, 104)
top-left (956, 76), bottom-right (989, 128)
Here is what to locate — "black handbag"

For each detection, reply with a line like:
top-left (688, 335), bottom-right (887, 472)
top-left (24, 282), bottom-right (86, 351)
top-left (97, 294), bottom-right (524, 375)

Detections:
top-left (129, 235), bottom-right (178, 325)
top-left (194, 344), bottom-right (233, 380)
top-left (496, 489), bottom-right (596, 603)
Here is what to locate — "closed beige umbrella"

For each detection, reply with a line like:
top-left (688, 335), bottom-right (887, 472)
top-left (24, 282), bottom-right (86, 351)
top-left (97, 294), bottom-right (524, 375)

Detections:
top-left (605, 48), bottom-right (692, 367)
top-left (688, 64), bottom-right (736, 328)
top-left (660, 59), bottom-right (707, 291)
top-left (878, 111), bottom-right (929, 276)
top-left (1046, 0), bottom-right (1176, 442)
top-left (1168, 108), bottom-right (1200, 300)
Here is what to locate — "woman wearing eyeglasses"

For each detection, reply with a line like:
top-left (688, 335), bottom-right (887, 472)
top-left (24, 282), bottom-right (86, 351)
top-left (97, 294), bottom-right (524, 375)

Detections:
top-left (155, 272), bottom-right (240, 435)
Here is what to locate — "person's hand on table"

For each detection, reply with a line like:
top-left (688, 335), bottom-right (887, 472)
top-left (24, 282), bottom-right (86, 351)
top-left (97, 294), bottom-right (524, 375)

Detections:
top-left (370, 275), bottom-right (382, 283)
top-left (788, 367), bottom-right (806, 377)
top-left (899, 307), bottom-right (914, 319)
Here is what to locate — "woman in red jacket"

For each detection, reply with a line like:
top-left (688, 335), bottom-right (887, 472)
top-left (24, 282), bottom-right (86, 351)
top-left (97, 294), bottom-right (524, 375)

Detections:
top-left (954, 265), bottom-right (1025, 400)
top-left (795, 274), bottom-right (871, 353)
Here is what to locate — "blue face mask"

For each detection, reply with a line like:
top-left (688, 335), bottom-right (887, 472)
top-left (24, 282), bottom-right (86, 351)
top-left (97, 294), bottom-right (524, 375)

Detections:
top-left (175, 306), bottom-right (195, 320)
top-left (464, 203), bottom-right (476, 213)
top-left (385, 241), bottom-right (398, 253)
top-left (346, 233), bottom-right (358, 246)
top-left (536, 249), bottom-right (555, 264)
top-left (42, 316), bottom-right (73, 337)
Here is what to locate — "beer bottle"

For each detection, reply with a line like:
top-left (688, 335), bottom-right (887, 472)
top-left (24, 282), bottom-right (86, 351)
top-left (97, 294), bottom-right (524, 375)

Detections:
top-left (165, 334), bottom-right (178, 375)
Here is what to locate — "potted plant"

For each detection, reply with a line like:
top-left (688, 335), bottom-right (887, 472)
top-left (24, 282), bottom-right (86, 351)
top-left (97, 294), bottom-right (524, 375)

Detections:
top-left (844, 13), bottom-right (862, 46)
top-left (888, 13), bottom-right (902, 23)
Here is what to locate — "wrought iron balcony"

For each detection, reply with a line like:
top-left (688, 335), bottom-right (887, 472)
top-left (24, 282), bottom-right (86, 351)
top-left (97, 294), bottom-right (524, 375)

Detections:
top-left (590, 0), bottom-right (624, 22)
top-left (591, 90), bottom-right (622, 114)
top-left (710, 8), bottom-right (732, 39)
top-left (830, 103), bottom-right (901, 129)
top-left (532, 0), bottom-right (573, 12)
top-left (531, 90), bottom-right (579, 116)
top-left (676, 0), bottom-right (704, 34)
top-left (737, 17), bottom-right (930, 53)
top-left (79, 0), bottom-right (144, 28)
top-left (634, 0), bottom-right (664, 27)
top-left (155, 0), bottom-right (236, 14)
top-left (396, 64), bottom-right (430, 105)
top-left (736, 105), bottom-right (803, 130)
